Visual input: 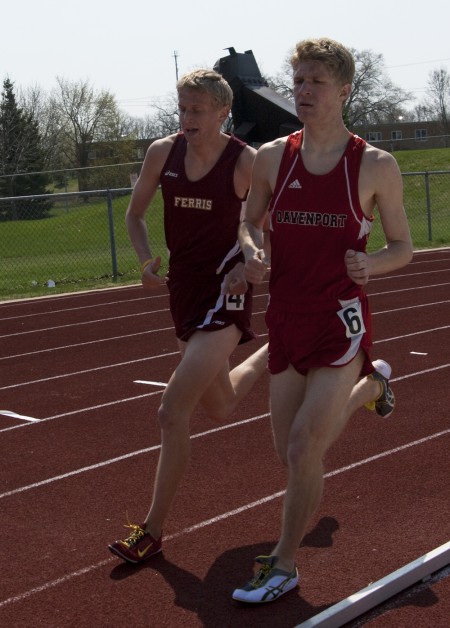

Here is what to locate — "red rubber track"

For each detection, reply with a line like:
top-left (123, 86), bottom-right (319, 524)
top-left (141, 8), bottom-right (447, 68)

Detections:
top-left (0, 249), bottom-right (449, 627)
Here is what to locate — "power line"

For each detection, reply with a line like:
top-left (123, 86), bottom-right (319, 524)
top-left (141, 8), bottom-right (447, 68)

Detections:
top-left (387, 57), bottom-right (450, 69)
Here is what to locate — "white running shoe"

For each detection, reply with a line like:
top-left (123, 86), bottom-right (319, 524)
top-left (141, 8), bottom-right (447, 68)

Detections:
top-left (372, 358), bottom-right (391, 380)
top-left (366, 359), bottom-right (395, 418)
top-left (232, 555), bottom-right (299, 603)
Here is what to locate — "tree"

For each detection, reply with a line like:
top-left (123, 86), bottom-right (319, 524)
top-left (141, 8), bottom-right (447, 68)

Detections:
top-left (18, 84), bottom-right (58, 171)
top-left (425, 68), bottom-right (450, 138)
top-left (264, 47), bottom-right (413, 129)
top-left (265, 55), bottom-right (295, 100)
top-left (50, 78), bottom-right (128, 190)
top-left (150, 96), bottom-right (180, 136)
top-left (0, 78), bottom-right (52, 220)
top-left (344, 50), bottom-right (413, 128)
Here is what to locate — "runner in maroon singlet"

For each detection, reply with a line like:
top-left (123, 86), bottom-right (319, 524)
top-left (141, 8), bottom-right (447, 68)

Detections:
top-left (108, 69), bottom-right (268, 565)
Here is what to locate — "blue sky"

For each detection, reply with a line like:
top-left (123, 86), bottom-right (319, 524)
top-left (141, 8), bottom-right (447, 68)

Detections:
top-left (3, 0), bottom-right (449, 116)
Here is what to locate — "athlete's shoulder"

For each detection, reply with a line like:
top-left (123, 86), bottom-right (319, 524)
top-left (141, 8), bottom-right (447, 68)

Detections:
top-left (144, 133), bottom-right (178, 162)
top-left (256, 135), bottom-right (289, 159)
top-left (238, 143), bottom-right (257, 168)
top-left (362, 141), bottom-right (401, 174)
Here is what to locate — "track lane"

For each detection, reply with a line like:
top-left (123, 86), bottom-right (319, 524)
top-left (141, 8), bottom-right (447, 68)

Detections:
top-left (0, 429), bottom-right (448, 627)
top-left (0, 249), bottom-right (449, 626)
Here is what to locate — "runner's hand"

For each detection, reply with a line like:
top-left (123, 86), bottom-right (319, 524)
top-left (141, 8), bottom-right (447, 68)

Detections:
top-left (222, 262), bottom-right (248, 295)
top-left (244, 250), bottom-right (270, 285)
top-left (345, 249), bottom-right (370, 285)
top-left (141, 256), bottom-right (163, 290)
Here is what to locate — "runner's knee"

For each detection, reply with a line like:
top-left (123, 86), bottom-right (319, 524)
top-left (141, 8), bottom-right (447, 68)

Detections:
top-left (157, 403), bottom-right (189, 431)
top-left (286, 426), bottom-right (325, 470)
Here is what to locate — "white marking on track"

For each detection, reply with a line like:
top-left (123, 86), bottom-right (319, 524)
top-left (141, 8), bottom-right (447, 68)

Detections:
top-left (0, 299), bottom-right (448, 362)
top-left (0, 410), bottom-right (40, 422)
top-left (0, 362), bottom-right (447, 435)
top-left (2, 325), bottom-right (449, 393)
top-left (0, 328), bottom-right (175, 361)
top-left (134, 380), bottom-right (168, 386)
top-left (0, 309), bottom-right (171, 339)
top-left (0, 351), bottom-right (180, 391)
top-left (369, 281), bottom-right (450, 296)
top-left (369, 268), bottom-right (450, 282)
top-left (0, 414), bottom-right (269, 498)
top-left (0, 426), bottom-right (448, 609)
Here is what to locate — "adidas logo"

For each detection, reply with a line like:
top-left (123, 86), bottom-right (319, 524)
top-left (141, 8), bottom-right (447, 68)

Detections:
top-left (288, 179), bottom-right (302, 189)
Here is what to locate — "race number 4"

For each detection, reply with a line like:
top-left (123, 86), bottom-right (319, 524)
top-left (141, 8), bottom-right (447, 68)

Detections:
top-left (226, 293), bottom-right (245, 311)
top-left (337, 300), bottom-right (366, 338)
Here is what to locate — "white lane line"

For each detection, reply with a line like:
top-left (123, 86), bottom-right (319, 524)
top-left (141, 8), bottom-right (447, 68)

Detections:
top-left (0, 362), bottom-right (447, 435)
top-left (369, 281), bottom-right (450, 296)
top-left (0, 413), bottom-right (269, 500)
top-left (0, 327), bottom-right (175, 361)
top-left (0, 390), bottom-right (166, 434)
top-left (2, 325), bottom-right (448, 393)
top-left (0, 309), bottom-right (170, 339)
top-left (1, 281), bottom-right (448, 341)
top-left (0, 350), bottom-right (181, 391)
top-left (370, 269), bottom-right (450, 281)
top-left (374, 300), bottom-right (449, 315)
top-left (0, 410), bottom-right (40, 422)
top-left (375, 325), bottom-right (450, 343)
top-left (0, 294), bottom-right (168, 321)
top-left (0, 426), bottom-right (448, 609)
top-left (0, 290), bottom-right (270, 322)
top-left (0, 559), bottom-right (114, 609)
top-left (134, 380), bottom-right (168, 386)
top-left (1, 299), bottom-right (448, 363)
top-left (325, 428), bottom-right (450, 478)
top-left (1, 414), bottom-right (449, 502)
top-left (409, 255), bottom-right (450, 265)
top-left (392, 363), bottom-right (450, 381)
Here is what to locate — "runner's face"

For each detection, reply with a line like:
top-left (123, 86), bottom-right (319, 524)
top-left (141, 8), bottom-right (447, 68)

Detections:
top-left (178, 87), bottom-right (228, 142)
top-left (293, 60), bottom-right (350, 123)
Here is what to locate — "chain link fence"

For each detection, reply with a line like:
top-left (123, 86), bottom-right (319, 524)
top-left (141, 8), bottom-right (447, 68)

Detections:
top-left (0, 171), bottom-right (449, 301)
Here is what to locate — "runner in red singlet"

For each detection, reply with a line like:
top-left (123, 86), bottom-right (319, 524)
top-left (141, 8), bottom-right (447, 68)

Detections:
top-left (233, 38), bottom-right (413, 604)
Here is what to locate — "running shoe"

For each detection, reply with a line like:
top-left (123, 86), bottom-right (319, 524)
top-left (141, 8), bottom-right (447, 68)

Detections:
top-left (108, 522), bottom-right (162, 564)
top-left (365, 359), bottom-right (395, 418)
top-left (232, 555), bottom-right (299, 603)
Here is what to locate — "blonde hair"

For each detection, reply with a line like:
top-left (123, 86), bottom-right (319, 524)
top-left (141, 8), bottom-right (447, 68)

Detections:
top-left (176, 69), bottom-right (233, 109)
top-left (291, 37), bottom-right (355, 86)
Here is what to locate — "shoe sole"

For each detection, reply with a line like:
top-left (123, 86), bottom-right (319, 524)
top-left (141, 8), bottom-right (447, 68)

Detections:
top-left (232, 577), bottom-right (299, 603)
top-left (376, 397), bottom-right (395, 418)
top-left (108, 544), bottom-right (162, 564)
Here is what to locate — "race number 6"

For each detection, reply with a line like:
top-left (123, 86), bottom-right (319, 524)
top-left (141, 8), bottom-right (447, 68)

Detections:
top-left (337, 301), bottom-right (366, 338)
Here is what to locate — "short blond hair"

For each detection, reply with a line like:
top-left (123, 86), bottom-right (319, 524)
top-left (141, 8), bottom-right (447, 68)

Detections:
top-left (291, 37), bottom-right (355, 86)
top-left (177, 69), bottom-right (233, 109)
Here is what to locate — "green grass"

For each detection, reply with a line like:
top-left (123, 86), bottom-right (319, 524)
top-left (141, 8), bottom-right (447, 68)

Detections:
top-left (392, 147), bottom-right (450, 172)
top-left (1, 147), bottom-right (449, 301)
top-left (0, 191), bottom-right (167, 300)
top-left (368, 164), bottom-right (450, 251)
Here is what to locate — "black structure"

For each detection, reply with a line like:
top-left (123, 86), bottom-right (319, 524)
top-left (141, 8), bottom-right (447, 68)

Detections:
top-left (214, 47), bottom-right (301, 145)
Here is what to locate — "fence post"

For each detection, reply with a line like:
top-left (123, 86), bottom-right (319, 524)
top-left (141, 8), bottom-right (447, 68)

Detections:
top-left (424, 172), bottom-right (432, 241)
top-left (106, 190), bottom-right (118, 279)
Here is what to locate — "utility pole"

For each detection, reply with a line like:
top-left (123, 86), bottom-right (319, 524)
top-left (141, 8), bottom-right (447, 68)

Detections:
top-left (173, 50), bottom-right (179, 82)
